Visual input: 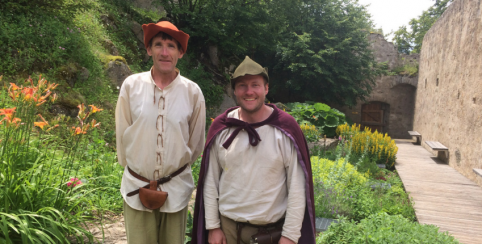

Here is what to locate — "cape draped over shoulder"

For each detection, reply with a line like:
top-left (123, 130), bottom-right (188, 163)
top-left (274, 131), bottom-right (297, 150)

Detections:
top-left (192, 104), bottom-right (316, 244)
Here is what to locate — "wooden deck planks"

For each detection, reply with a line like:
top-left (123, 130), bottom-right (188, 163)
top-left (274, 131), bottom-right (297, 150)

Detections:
top-left (394, 139), bottom-right (482, 244)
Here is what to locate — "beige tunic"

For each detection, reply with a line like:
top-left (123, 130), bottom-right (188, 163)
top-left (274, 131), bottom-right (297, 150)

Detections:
top-left (116, 68), bottom-right (205, 213)
top-left (204, 109), bottom-right (306, 243)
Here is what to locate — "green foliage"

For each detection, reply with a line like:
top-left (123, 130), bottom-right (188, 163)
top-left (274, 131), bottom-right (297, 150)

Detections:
top-left (317, 212), bottom-right (459, 244)
top-left (300, 123), bottom-right (322, 143)
top-left (393, 0), bottom-right (453, 54)
top-left (390, 62), bottom-right (419, 77)
top-left (271, 0), bottom-right (386, 106)
top-left (287, 102), bottom-right (346, 137)
top-left (311, 157), bottom-right (367, 219)
top-left (177, 55), bottom-right (224, 108)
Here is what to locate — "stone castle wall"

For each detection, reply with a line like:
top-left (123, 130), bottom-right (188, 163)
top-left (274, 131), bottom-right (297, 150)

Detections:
top-left (334, 34), bottom-right (418, 139)
top-left (414, 0), bottom-right (482, 186)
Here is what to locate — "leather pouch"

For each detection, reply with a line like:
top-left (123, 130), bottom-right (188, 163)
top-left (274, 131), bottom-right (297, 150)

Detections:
top-left (250, 229), bottom-right (282, 244)
top-left (138, 180), bottom-right (168, 210)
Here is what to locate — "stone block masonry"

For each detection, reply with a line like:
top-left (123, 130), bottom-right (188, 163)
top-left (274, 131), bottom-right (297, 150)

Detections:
top-left (414, 0), bottom-right (482, 187)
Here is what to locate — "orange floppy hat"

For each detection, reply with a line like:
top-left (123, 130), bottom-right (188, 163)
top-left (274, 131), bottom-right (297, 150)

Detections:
top-left (142, 21), bottom-right (190, 52)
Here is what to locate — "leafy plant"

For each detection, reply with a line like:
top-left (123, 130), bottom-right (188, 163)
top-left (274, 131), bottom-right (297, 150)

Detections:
top-left (311, 156), bottom-right (367, 219)
top-left (393, 0), bottom-right (454, 54)
top-left (317, 212), bottom-right (459, 244)
top-left (300, 123), bottom-right (322, 143)
top-left (287, 102), bottom-right (346, 137)
top-left (337, 123), bottom-right (398, 169)
top-left (0, 75), bottom-right (109, 243)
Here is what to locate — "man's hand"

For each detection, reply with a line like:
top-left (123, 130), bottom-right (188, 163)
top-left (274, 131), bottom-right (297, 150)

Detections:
top-left (208, 228), bottom-right (227, 244)
top-left (279, 236), bottom-right (296, 244)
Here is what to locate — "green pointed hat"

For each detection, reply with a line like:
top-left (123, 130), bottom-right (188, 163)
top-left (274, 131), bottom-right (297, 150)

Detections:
top-left (231, 56), bottom-right (269, 89)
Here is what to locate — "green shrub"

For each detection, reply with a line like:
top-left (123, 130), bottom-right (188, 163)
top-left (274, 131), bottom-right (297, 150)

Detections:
top-left (287, 102), bottom-right (346, 137)
top-left (317, 212), bottom-right (459, 244)
top-left (300, 123), bottom-right (322, 143)
top-left (311, 157), bottom-right (367, 219)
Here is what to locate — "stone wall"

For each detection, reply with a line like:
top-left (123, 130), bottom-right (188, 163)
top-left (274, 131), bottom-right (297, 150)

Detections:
top-left (413, 0), bottom-right (482, 187)
top-left (333, 34), bottom-right (418, 139)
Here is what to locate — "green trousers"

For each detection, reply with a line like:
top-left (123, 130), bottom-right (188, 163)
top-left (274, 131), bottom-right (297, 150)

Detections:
top-left (123, 201), bottom-right (187, 244)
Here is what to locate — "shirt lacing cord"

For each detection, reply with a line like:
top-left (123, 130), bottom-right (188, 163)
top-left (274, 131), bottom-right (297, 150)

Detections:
top-left (222, 118), bottom-right (262, 149)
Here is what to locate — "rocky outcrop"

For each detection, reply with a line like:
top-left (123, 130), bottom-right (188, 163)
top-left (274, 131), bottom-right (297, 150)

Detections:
top-left (57, 63), bottom-right (90, 87)
top-left (106, 61), bottom-right (132, 88)
top-left (103, 39), bottom-right (119, 56)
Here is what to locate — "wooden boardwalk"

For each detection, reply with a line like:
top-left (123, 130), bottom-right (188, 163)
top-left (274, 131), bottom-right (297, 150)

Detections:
top-left (395, 139), bottom-right (482, 244)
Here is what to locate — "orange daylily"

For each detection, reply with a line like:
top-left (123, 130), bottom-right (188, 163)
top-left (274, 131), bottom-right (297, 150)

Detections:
top-left (34, 122), bottom-right (48, 130)
top-left (77, 104), bottom-right (88, 121)
top-left (89, 105), bottom-right (103, 114)
top-left (9, 83), bottom-right (20, 90)
top-left (34, 114), bottom-right (49, 130)
top-left (22, 87), bottom-right (36, 101)
top-left (210, 118), bottom-right (214, 122)
top-left (0, 108), bottom-right (16, 120)
top-left (50, 93), bottom-right (58, 103)
top-left (90, 119), bottom-right (101, 128)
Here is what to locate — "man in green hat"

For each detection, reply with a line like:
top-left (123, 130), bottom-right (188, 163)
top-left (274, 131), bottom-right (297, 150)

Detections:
top-left (192, 56), bottom-right (316, 244)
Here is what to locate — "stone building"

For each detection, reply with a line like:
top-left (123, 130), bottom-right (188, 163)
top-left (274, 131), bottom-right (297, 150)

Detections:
top-left (334, 34), bottom-right (419, 139)
top-left (413, 0), bottom-right (482, 187)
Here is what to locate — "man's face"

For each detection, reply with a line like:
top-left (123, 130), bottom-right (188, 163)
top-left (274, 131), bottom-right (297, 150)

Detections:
top-left (233, 75), bottom-right (268, 114)
top-left (147, 36), bottom-right (184, 75)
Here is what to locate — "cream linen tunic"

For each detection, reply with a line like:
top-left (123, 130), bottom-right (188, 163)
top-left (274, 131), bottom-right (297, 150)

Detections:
top-left (204, 109), bottom-right (306, 243)
top-left (116, 68), bottom-right (205, 213)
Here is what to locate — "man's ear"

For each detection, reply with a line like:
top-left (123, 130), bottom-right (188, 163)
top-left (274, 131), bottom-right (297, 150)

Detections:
top-left (179, 49), bottom-right (184, 59)
top-left (147, 45), bottom-right (153, 56)
top-left (265, 83), bottom-right (269, 95)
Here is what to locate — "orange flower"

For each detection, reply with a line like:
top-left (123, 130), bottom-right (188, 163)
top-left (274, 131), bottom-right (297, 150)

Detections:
top-left (34, 122), bottom-right (48, 130)
top-left (89, 105), bottom-right (103, 114)
top-left (90, 119), bottom-right (101, 128)
top-left (77, 104), bottom-right (88, 120)
top-left (74, 127), bottom-right (83, 135)
top-left (210, 118), bottom-right (214, 122)
top-left (0, 108), bottom-right (16, 120)
top-left (34, 114), bottom-right (49, 130)
top-left (22, 87), bottom-right (36, 101)
top-left (50, 93), bottom-right (57, 103)
top-left (9, 83), bottom-right (20, 90)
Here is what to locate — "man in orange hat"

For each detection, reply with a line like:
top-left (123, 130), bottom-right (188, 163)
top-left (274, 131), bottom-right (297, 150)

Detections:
top-left (116, 21), bottom-right (206, 243)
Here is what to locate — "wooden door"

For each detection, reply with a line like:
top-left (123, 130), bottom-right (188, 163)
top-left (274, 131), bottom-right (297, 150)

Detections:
top-left (361, 102), bottom-right (385, 133)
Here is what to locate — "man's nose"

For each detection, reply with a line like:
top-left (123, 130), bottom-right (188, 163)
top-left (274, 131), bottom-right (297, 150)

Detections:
top-left (245, 86), bottom-right (254, 94)
top-left (160, 47), bottom-right (169, 56)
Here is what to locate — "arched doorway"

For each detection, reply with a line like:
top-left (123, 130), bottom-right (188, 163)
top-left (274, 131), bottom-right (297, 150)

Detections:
top-left (361, 102), bottom-right (390, 133)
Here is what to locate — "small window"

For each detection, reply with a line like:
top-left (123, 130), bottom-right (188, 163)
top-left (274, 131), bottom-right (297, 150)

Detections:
top-left (436, 78), bottom-right (439, 86)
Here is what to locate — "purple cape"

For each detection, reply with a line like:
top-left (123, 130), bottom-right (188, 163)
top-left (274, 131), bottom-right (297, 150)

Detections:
top-left (192, 104), bottom-right (316, 244)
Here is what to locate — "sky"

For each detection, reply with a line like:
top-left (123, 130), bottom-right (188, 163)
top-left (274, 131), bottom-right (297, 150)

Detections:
top-left (357, 0), bottom-right (435, 41)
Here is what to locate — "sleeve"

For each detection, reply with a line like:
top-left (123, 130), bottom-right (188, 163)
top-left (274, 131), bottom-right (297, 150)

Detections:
top-left (115, 83), bottom-right (132, 168)
top-left (203, 141), bottom-right (222, 229)
top-left (282, 139), bottom-right (306, 243)
top-left (188, 90), bottom-right (206, 165)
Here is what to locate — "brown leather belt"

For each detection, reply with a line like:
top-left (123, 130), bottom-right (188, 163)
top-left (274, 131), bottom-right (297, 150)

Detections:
top-left (126, 164), bottom-right (188, 197)
top-left (236, 218), bottom-right (284, 244)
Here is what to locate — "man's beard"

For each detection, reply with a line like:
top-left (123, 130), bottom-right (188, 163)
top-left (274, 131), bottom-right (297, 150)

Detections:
top-left (236, 96), bottom-right (265, 115)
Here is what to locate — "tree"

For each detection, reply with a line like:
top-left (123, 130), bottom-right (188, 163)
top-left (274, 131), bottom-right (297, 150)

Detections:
top-left (393, 0), bottom-right (453, 54)
top-left (268, 0), bottom-right (384, 106)
top-left (158, 0), bottom-right (384, 107)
